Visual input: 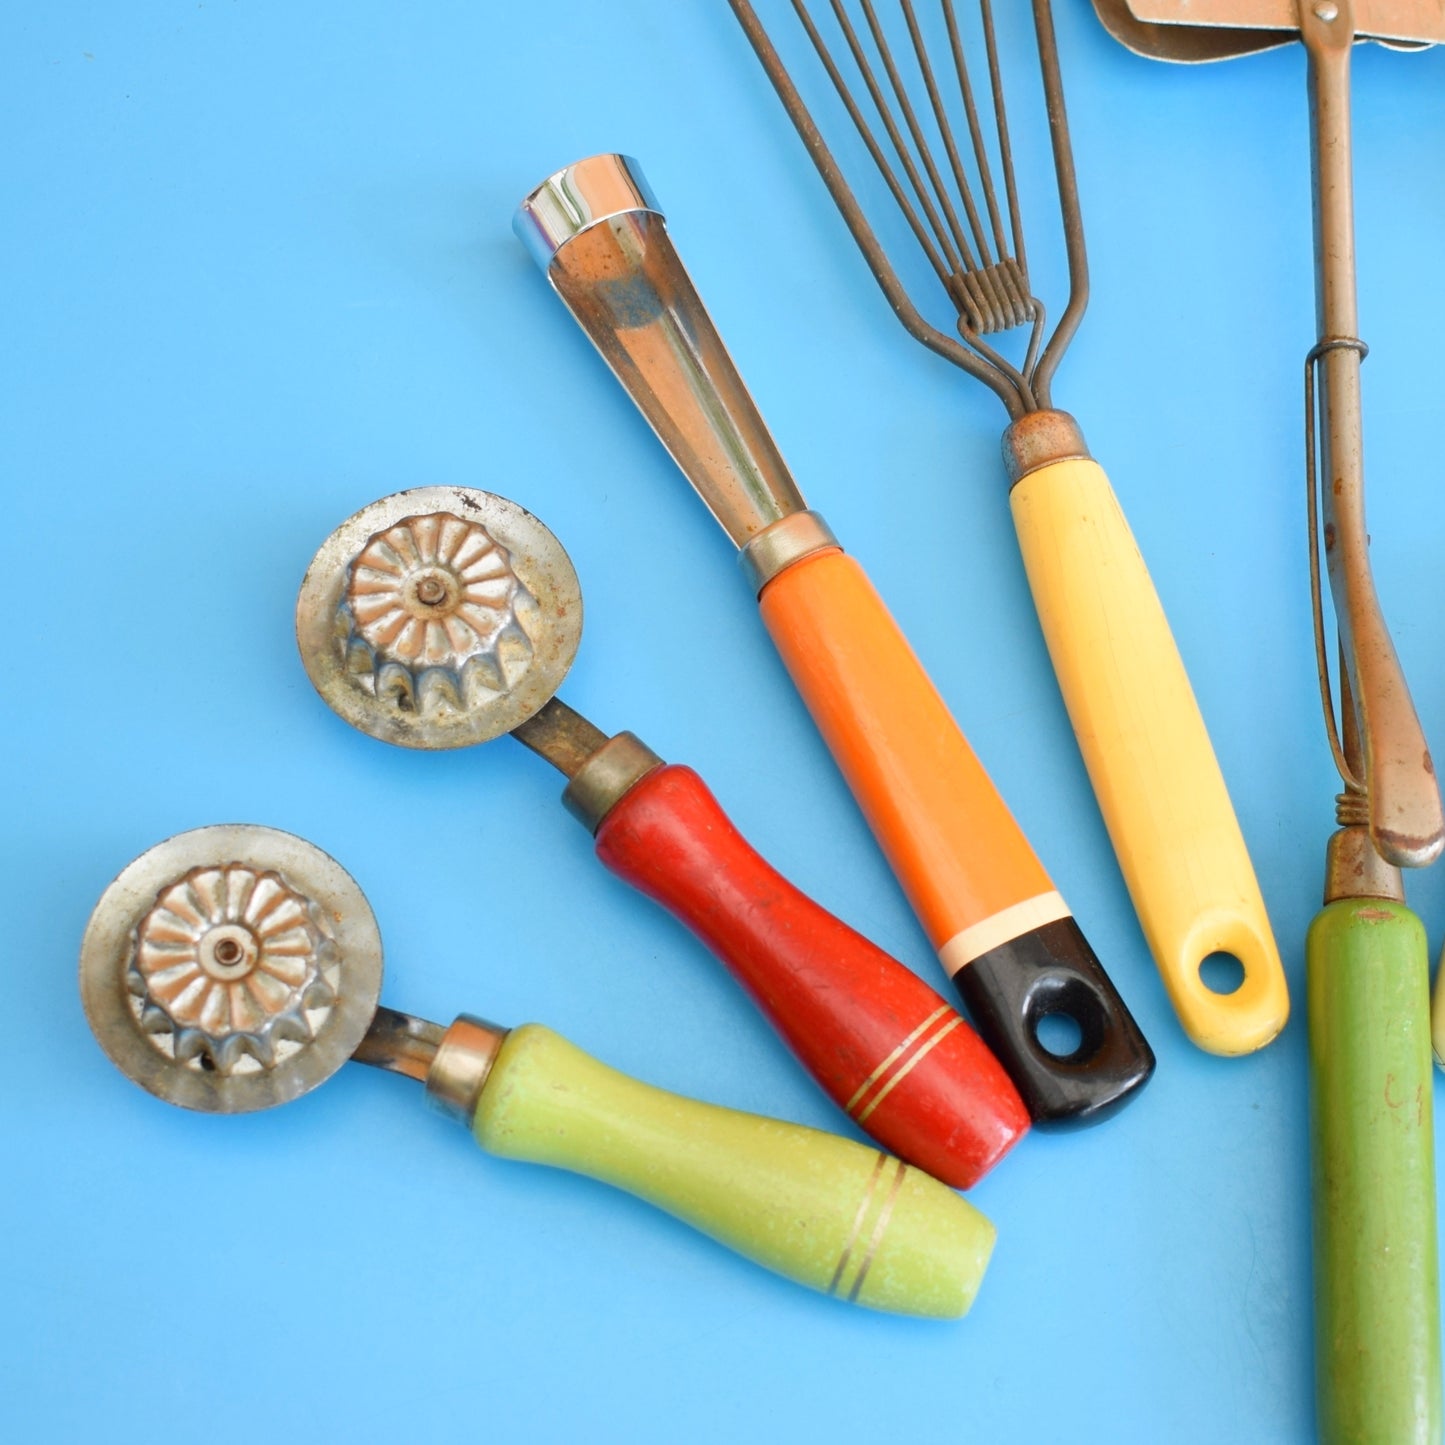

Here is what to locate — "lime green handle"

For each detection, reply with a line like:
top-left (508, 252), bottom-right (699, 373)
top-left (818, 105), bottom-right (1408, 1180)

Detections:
top-left (472, 1024), bottom-right (994, 1317)
top-left (1307, 900), bottom-right (1440, 1445)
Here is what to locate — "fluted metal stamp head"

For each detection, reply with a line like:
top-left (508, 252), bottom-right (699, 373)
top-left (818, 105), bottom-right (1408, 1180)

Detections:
top-left (80, 825), bottom-right (384, 1113)
top-left (297, 488), bottom-right (583, 750)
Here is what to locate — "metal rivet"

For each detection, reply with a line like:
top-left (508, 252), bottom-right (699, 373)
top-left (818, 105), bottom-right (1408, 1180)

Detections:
top-left (415, 575), bottom-right (447, 606)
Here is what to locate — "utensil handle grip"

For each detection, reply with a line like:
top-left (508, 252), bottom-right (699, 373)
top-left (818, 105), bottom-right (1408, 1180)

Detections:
top-left (593, 763), bottom-right (1029, 1188)
top-left (1010, 457), bottom-right (1288, 1055)
top-left (471, 1023), bottom-right (995, 1317)
top-left (757, 548), bottom-right (1151, 1125)
top-left (1307, 900), bottom-right (1440, 1445)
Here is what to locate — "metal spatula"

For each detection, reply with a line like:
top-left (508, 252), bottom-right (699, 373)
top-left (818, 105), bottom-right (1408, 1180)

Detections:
top-left (1094, 5), bottom-right (1443, 1442)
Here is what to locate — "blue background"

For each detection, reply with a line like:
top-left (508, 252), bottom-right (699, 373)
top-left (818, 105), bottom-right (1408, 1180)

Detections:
top-left (4, 3), bottom-right (1444, 1440)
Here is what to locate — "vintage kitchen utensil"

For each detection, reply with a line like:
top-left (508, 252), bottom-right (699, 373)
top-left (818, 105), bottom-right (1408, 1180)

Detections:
top-left (80, 824), bottom-right (994, 1317)
top-left (1093, 5), bottom-right (1443, 1442)
top-left (726, 0), bottom-right (1289, 1060)
top-left (295, 486), bottom-right (1028, 1187)
top-left (516, 153), bottom-right (1153, 1128)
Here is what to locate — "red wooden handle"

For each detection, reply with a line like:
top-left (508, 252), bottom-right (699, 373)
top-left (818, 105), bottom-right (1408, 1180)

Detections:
top-left (592, 764), bottom-right (1029, 1189)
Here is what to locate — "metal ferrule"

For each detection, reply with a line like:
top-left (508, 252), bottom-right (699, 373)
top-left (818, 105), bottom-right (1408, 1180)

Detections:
top-left (739, 511), bottom-right (840, 594)
top-left (561, 731), bottom-right (665, 834)
top-left (515, 153), bottom-right (662, 268)
top-left (515, 152), bottom-right (810, 548)
top-left (1324, 826), bottom-right (1404, 907)
top-left (1001, 410), bottom-right (1091, 487)
top-left (424, 1015), bottom-right (510, 1125)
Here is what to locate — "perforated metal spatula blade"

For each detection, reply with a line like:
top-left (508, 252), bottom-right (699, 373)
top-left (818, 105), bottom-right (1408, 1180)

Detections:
top-left (1126, 0), bottom-right (1445, 43)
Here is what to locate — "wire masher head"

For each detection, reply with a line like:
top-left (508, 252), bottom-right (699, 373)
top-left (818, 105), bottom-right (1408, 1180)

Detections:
top-left (731, 0), bottom-right (1087, 420)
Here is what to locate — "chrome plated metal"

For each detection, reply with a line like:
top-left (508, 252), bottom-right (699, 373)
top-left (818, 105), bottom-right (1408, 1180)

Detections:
top-left (562, 732), bottom-right (666, 834)
top-left (1000, 410), bottom-right (1091, 486)
top-left (738, 511), bottom-right (840, 593)
top-left (423, 1014), bottom-right (510, 1125)
top-left (729, 0), bottom-right (1087, 423)
top-left (80, 825), bottom-right (384, 1114)
top-left (296, 487), bottom-right (582, 752)
top-left (1100, 0), bottom-right (1445, 869)
top-left (515, 155), bottom-right (810, 546)
top-left (515, 153), bottom-right (662, 270)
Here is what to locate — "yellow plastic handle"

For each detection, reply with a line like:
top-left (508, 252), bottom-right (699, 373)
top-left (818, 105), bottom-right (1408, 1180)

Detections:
top-left (1010, 456), bottom-right (1287, 1055)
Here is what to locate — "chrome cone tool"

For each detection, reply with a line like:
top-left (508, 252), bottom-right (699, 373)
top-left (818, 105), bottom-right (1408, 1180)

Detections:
top-left (517, 152), bottom-right (1153, 1128)
top-left (80, 824), bottom-right (995, 1316)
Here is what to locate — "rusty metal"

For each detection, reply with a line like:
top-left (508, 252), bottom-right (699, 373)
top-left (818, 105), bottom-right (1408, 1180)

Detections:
top-left (730, 0), bottom-right (1087, 423)
top-left (1097, 0), bottom-right (1445, 870)
top-left (561, 732), bottom-right (666, 834)
top-left (83, 828), bottom-right (513, 1133)
top-left (297, 487), bottom-right (670, 824)
top-left (296, 487), bottom-right (583, 753)
top-left (80, 825), bottom-right (385, 1114)
top-left (738, 511), bottom-right (840, 594)
top-left (511, 697), bottom-right (610, 779)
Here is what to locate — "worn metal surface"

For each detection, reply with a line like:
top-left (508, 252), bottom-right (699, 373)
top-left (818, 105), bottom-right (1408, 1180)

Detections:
top-left (352, 1005), bottom-right (446, 1083)
top-left (424, 1014), bottom-right (510, 1124)
top-left (511, 695), bottom-right (611, 779)
top-left (562, 732), bottom-right (666, 833)
top-left (1000, 411), bottom-right (1091, 486)
top-left (1127, 0), bottom-right (1445, 43)
top-left (729, 0), bottom-right (1088, 421)
top-left (516, 155), bottom-right (810, 546)
top-left (1097, 0), bottom-right (1444, 869)
top-left (79, 824), bottom-right (384, 1114)
top-left (738, 511), bottom-right (839, 594)
top-left (297, 486), bottom-right (583, 751)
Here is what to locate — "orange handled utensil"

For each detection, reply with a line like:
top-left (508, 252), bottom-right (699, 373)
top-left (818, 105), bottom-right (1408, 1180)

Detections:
top-left (515, 154), bottom-right (1153, 1126)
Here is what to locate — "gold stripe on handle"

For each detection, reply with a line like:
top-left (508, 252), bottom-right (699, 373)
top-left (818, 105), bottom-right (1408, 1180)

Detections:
top-left (848, 1160), bottom-right (909, 1303)
top-left (938, 891), bottom-right (1070, 976)
top-left (844, 1005), bottom-right (952, 1114)
top-left (828, 1152), bottom-right (889, 1298)
top-left (855, 1017), bottom-right (964, 1125)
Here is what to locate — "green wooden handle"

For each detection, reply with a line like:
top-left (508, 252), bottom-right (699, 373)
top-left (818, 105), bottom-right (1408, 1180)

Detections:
top-left (471, 1024), bottom-right (995, 1317)
top-left (1307, 899), bottom-right (1441, 1445)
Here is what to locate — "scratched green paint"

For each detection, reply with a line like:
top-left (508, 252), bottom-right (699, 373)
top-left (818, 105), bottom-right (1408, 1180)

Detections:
top-left (472, 1024), bottom-right (995, 1318)
top-left (1307, 900), bottom-right (1441, 1445)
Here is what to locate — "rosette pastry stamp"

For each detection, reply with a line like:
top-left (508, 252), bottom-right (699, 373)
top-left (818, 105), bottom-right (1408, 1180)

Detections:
top-left (298, 488), bottom-right (583, 750)
top-left (81, 825), bottom-right (384, 1114)
top-left (127, 863), bottom-right (339, 1076)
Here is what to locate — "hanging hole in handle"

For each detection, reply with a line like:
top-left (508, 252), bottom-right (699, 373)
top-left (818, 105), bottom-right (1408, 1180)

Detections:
top-left (1026, 976), bottom-right (1107, 1064)
top-left (1199, 952), bottom-right (1246, 996)
top-left (1035, 1012), bottom-right (1084, 1059)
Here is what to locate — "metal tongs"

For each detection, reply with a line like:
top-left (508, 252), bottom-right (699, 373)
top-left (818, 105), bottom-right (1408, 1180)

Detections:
top-left (1094, 4), bottom-right (1444, 1441)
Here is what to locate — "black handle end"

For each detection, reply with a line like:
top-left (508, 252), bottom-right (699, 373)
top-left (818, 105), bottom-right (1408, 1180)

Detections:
top-left (952, 916), bottom-right (1153, 1128)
